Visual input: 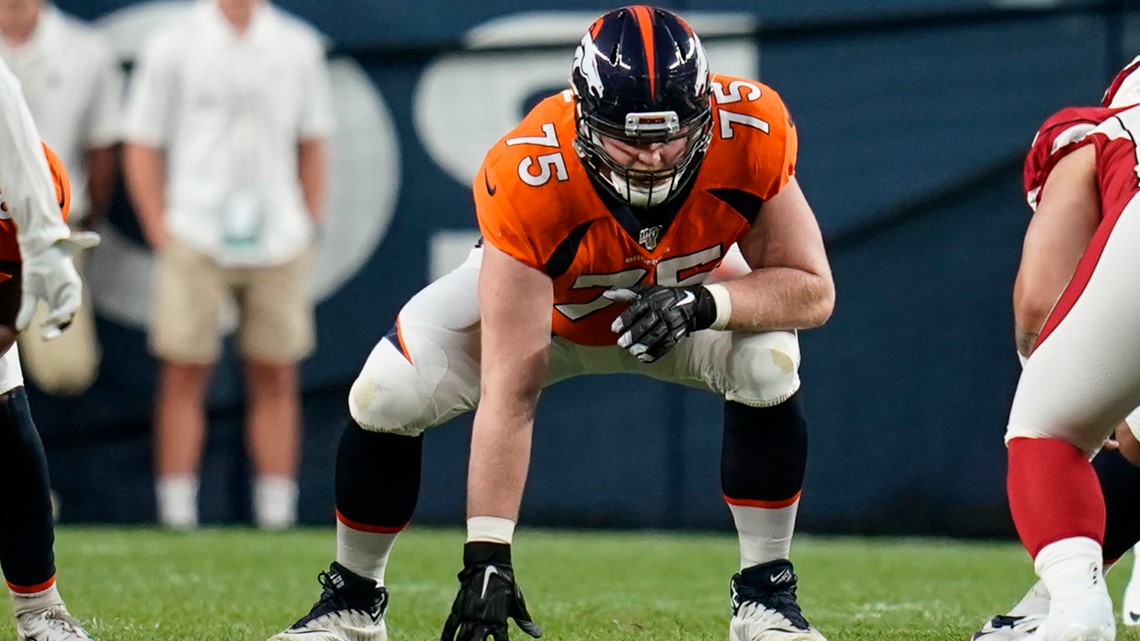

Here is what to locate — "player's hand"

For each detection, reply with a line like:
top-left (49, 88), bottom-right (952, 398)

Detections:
top-left (16, 231), bottom-right (100, 340)
top-left (604, 283), bottom-right (717, 363)
top-left (441, 542), bottom-right (542, 641)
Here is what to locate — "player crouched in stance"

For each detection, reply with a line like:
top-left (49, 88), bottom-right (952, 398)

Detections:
top-left (268, 6), bottom-right (834, 641)
top-left (974, 57), bottom-right (1140, 641)
top-left (0, 60), bottom-right (99, 640)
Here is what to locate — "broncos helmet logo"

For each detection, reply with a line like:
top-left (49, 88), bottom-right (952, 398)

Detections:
top-left (571, 32), bottom-right (605, 100)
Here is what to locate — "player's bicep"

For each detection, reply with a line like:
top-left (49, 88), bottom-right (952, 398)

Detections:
top-left (738, 177), bottom-right (831, 280)
top-left (1014, 144), bottom-right (1100, 332)
top-left (478, 244), bottom-right (553, 405)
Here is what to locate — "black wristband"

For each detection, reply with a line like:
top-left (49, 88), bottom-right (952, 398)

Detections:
top-left (692, 285), bottom-right (718, 331)
top-left (464, 541), bottom-right (512, 567)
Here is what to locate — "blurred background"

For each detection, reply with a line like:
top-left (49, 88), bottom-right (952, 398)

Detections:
top-left (37, 0), bottom-right (1140, 536)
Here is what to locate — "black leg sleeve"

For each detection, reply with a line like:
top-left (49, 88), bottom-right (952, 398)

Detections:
top-left (0, 387), bottom-right (55, 588)
top-left (721, 393), bottom-right (808, 502)
top-left (335, 419), bottom-right (423, 529)
top-left (1095, 448), bottom-right (1140, 562)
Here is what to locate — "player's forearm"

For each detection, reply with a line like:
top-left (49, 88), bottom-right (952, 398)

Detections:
top-left (123, 143), bottom-right (167, 249)
top-left (83, 145), bottom-right (119, 228)
top-left (467, 401), bottom-right (536, 521)
top-left (298, 138), bottom-right (326, 223)
top-left (718, 266), bottom-right (835, 331)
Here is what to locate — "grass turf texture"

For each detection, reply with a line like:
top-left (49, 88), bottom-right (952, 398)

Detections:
top-left (8, 527), bottom-right (1140, 641)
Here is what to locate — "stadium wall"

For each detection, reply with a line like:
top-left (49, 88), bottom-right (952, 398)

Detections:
top-left (39, 0), bottom-right (1137, 536)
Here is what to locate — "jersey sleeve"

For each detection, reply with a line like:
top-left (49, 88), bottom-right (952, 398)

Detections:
top-left (1023, 108), bottom-right (1105, 212)
top-left (0, 60), bottom-right (69, 256)
top-left (474, 159), bottom-right (545, 271)
top-left (708, 78), bottom-right (799, 203)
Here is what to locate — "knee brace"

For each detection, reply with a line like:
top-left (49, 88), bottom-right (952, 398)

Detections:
top-left (349, 335), bottom-right (433, 437)
top-left (725, 331), bottom-right (801, 407)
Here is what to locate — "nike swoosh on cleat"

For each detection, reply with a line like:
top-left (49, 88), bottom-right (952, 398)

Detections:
top-left (481, 565), bottom-right (501, 599)
top-left (675, 291), bottom-right (695, 307)
top-left (1129, 610), bottom-right (1140, 623)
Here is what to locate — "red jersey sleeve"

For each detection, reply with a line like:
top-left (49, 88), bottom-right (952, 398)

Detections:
top-left (1023, 107), bottom-right (1116, 212)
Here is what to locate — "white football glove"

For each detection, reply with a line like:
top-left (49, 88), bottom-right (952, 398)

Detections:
top-left (16, 230), bottom-right (100, 340)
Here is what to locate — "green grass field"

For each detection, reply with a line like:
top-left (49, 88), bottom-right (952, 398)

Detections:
top-left (10, 527), bottom-right (1140, 641)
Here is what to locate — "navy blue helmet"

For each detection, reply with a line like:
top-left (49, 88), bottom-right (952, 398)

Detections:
top-left (570, 6), bottom-right (713, 208)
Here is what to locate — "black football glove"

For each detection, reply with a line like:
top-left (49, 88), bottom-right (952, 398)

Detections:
top-left (604, 284), bottom-right (718, 363)
top-left (441, 542), bottom-right (542, 641)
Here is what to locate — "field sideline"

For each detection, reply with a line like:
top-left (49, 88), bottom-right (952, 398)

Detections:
top-left (8, 527), bottom-right (1140, 641)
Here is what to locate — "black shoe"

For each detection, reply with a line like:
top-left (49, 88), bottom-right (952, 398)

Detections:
top-left (268, 562), bottom-right (389, 641)
top-left (728, 560), bottom-right (826, 641)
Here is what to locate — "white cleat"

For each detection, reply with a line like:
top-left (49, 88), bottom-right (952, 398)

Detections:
top-left (974, 579), bottom-right (1050, 640)
top-left (972, 614), bottom-right (1045, 640)
top-left (728, 560), bottom-right (826, 641)
top-left (16, 605), bottom-right (94, 641)
top-left (1122, 548), bottom-right (1140, 627)
top-left (268, 563), bottom-right (388, 641)
top-left (1032, 590), bottom-right (1115, 641)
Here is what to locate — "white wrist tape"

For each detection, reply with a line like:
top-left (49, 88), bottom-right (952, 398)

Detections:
top-left (466, 516), bottom-right (516, 544)
top-left (704, 284), bottom-right (733, 331)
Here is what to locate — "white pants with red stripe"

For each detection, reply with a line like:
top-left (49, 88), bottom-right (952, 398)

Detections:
top-left (1007, 196), bottom-right (1140, 455)
top-left (349, 246), bottom-right (802, 436)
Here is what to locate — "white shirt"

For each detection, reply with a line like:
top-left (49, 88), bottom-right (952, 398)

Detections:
top-left (0, 4), bottom-right (122, 225)
top-left (123, 0), bottom-right (334, 267)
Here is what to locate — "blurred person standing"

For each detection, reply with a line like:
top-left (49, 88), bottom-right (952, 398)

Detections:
top-left (0, 0), bottom-right (120, 396)
top-left (122, 0), bottom-right (333, 530)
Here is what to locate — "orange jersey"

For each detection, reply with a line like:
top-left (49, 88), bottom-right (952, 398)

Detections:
top-left (0, 143), bottom-right (70, 263)
top-left (475, 74), bottom-right (797, 345)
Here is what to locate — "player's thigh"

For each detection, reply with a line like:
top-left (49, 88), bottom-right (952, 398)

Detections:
top-left (238, 249), bottom-right (315, 364)
top-left (548, 329), bottom-right (801, 407)
top-left (661, 329), bottom-right (801, 407)
top-left (150, 240), bottom-right (226, 364)
top-left (349, 248), bottom-right (484, 435)
top-left (1008, 198), bottom-right (1140, 454)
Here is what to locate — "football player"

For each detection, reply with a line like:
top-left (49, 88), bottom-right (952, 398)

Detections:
top-left (268, 6), bottom-right (834, 641)
top-left (971, 56), bottom-right (1140, 641)
top-left (0, 54), bottom-right (100, 641)
top-left (969, 52), bottom-right (1140, 641)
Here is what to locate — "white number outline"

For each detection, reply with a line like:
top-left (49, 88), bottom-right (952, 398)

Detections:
top-left (507, 122), bottom-right (570, 187)
top-left (711, 80), bottom-right (771, 139)
top-left (554, 245), bottom-right (725, 321)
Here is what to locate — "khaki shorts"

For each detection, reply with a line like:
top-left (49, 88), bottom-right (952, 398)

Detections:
top-left (150, 240), bottom-right (315, 364)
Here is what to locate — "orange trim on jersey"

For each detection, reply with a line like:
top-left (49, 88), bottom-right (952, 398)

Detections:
top-left (724, 491), bottom-right (802, 509)
top-left (336, 509), bottom-right (408, 534)
top-left (630, 5), bottom-right (657, 98)
top-left (7, 575), bottom-right (56, 594)
top-left (395, 317), bottom-right (413, 364)
top-left (589, 17), bottom-right (603, 38)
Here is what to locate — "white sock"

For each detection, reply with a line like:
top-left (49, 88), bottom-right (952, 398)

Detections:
top-left (1035, 537), bottom-right (1106, 603)
top-left (9, 582), bottom-right (62, 616)
top-left (254, 475), bottom-right (298, 530)
top-left (729, 498), bottom-right (799, 570)
top-left (337, 520), bottom-right (399, 585)
top-left (156, 476), bottom-right (199, 529)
